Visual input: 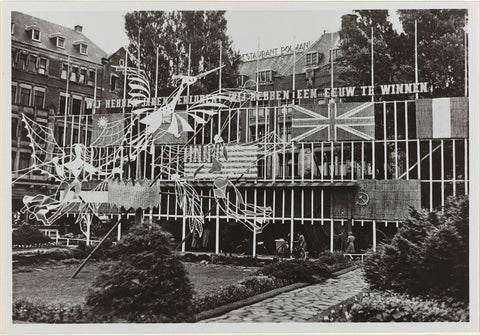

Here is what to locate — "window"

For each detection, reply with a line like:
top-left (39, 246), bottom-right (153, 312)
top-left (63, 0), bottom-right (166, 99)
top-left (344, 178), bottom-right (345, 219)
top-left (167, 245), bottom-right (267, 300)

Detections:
top-left (87, 70), bottom-right (95, 86)
top-left (56, 37), bottom-right (65, 48)
top-left (12, 118), bottom-right (18, 139)
top-left (110, 74), bottom-right (118, 91)
top-left (72, 97), bottom-right (82, 115)
top-left (305, 52), bottom-right (319, 66)
top-left (11, 23), bottom-right (14, 35)
top-left (27, 55), bottom-right (37, 72)
top-left (11, 49), bottom-right (18, 67)
top-left (259, 71), bottom-right (266, 82)
top-left (79, 68), bottom-right (87, 84)
top-left (257, 70), bottom-right (272, 83)
top-left (119, 59), bottom-right (124, 66)
top-left (38, 58), bottom-right (48, 75)
top-left (32, 29), bottom-right (40, 42)
top-left (329, 48), bottom-right (341, 62)
top-left (61, 63), bottom-right (68, 79)
top-left (19, 153), bottom-right (31, 170)
top-left (34, 90), bottom-right (45, 109)
top-left (19, 87), bottom-right (31, 106)
top-left (84, 98), bottom-right (93, 115)
top-left (70, 66), bottom-right (78, 82)
top-left (18, 52), bottom-right (27, 70)
top-left (79, 44), bottom-right (88, 55)
top-left (59, 95), bottom-right (69, 114)
top-left (12, 84), bottom-right (17, 104)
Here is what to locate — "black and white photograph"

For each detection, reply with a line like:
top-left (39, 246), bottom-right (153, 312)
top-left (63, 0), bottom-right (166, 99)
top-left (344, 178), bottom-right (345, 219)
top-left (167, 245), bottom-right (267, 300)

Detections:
top-left (1, 1), bottom-right (479, 333)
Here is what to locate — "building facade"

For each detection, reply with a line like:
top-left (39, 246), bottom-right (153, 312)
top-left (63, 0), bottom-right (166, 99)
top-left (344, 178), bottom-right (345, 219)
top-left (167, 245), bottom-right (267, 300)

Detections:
top-left (11, 11), bottom-right (126, 216)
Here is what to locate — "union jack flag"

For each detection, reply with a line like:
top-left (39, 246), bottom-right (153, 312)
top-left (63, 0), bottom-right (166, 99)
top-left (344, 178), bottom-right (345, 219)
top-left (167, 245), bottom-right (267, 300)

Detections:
top-left (291, 102), bottom-right (375, 142)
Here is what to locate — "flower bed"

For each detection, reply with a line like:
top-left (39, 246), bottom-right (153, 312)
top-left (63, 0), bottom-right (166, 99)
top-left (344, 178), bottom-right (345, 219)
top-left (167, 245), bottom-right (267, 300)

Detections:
top-left (179, 253), bottom-right (275, 267)
top-left (192, 275), bottom-right (290, 314)
top-left (320, 290), bottom-right (469, 322)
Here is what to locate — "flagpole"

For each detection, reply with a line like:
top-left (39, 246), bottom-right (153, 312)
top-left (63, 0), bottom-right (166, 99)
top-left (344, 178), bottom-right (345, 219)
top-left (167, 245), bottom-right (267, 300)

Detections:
top-left (93, 65), bottom-right (97, 115)
top-left (293, 35), bottom-right (296, 104)
top-left (464, 14), bottom-right (468, 97)
top-left (155, 46), bottom-right (159, 108)
top-left (187, 43), bottom-right (191, 103)
top-left (415, 20), bottom-right (418, 100)
top-left (330, 33), bottom-right (334, 101)
top-left (123, 48), bottom-right (128, 113)
top-left (219, 41), bottom-right (222, 93)
top-left (137, 28), bottom-right (141, 74)
top-left (371, 27), bottom-right (374, 102)
top-left (63, 55), bottom-right (70, 147)
top-left (256, 36), bottom-right (259, 121)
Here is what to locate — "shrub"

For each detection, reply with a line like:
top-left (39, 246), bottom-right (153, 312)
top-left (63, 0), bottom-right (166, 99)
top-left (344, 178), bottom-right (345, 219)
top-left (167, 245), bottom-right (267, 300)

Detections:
top-left (363, 196), bottom-right (469, 301)
top-left (12, 224), bottom-right (51, 246)
top-left (321, 291), bottom-right (469, 322)
top-left (362, 246), bottom-right (389, 290)
top-left (352, 291), bottom-right (468, 322)
top-left (12, 247), bottom-right (80, 265)
top-left (192, 275), bottom-right (290, 314)
top-left (257, 259), bottom-right (331, 283)
top-left (13, 300), bottom-right (86, 323)
top-left (317, 251), bottom-right (351, 270)
top-left (179, 253), bottom-right (273, 267)
top-left (85, 224), bottom-right (194, 322)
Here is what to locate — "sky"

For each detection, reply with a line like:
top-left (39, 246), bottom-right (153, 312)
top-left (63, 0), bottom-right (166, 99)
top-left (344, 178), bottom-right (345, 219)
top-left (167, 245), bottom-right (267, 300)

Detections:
top-left (23, 9), bottom-right (402, 55)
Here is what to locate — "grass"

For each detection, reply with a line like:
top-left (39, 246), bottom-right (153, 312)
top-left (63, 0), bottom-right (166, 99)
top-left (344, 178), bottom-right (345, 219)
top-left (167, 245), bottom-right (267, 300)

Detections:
top-left (13, 261), bottom-right (256, 306)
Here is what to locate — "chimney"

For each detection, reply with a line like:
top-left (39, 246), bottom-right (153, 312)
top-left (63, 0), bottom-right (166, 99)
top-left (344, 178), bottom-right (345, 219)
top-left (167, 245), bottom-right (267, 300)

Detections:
top-left (74, 25), bottom-right (83, 33)
top-left (341, 14), bottom-right (358, 26)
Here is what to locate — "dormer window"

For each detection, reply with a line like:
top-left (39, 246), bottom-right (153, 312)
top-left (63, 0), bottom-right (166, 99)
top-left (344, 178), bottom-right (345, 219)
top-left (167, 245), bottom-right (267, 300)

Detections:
top-left (119, 59), bottom-right (124, 67)
top-left (25, 24), bottom-right (41, 41)
top-left (32, 29), bottom-right (40, 41)
top-left (329, 48), bottom-right (341, 62)
top-left (305, 52), bottom-right (319, 66)
top-left (73, 40), bottom-right (88, 56)
top-left (257, 70), bottom-right (273, 84)
top-left (56, 37), bottom-right (65, 48)
top-left (79, 44), bottom-right (88, 55)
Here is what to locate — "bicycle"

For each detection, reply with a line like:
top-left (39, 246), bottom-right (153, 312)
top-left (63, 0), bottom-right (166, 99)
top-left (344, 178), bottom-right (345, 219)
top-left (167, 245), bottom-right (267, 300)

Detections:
top-left (276, 240), bottom-right (306, 259)
top-left (234, 239), bottom-right (267, 256)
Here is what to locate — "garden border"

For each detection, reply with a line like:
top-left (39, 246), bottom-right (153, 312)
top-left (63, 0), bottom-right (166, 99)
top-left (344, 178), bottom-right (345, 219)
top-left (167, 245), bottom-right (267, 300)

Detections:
top-left (194, 265), bottom-right (359, 322)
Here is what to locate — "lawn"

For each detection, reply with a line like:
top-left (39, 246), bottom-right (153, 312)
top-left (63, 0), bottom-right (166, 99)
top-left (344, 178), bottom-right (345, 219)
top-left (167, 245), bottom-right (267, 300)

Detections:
top-left (13, 261), bottom-right (256, 306)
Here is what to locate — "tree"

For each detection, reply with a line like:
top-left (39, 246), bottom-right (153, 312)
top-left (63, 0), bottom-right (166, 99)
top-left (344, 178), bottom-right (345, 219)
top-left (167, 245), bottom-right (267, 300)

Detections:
top-left (337, 10), bottom-right (468, 98)
top-left (124, 11), bottom-right (240, 96)
top-left (337, 11), bottom-right (404, 88)
top-left (398, 9), bottom-right (468, 97)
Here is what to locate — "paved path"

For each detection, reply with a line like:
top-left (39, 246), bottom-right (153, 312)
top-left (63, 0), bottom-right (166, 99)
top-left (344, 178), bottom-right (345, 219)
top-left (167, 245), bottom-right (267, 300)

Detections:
top-left (202, 268), bottom-right (367, 322)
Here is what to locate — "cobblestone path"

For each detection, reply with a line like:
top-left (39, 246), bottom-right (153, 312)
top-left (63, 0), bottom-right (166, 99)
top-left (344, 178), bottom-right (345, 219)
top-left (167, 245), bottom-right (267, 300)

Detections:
top-left (202, 268), bottom-right (367, 322)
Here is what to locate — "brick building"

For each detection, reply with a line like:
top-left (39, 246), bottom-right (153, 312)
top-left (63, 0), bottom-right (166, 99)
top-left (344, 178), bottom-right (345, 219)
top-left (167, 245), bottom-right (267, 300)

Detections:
top-left (11, 11), bottom-right (126, 214)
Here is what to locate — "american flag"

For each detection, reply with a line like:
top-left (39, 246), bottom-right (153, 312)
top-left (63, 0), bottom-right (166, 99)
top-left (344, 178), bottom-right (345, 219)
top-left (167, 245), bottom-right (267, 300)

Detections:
top-left (291, 102), bottom-right (375, 141)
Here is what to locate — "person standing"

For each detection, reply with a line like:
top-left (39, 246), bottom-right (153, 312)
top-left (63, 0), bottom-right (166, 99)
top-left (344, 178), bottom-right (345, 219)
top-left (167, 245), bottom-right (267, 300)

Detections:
top-left (345, 231), bottom-right (355, 253)
top-left (294, 232), bottom-right (308, 259)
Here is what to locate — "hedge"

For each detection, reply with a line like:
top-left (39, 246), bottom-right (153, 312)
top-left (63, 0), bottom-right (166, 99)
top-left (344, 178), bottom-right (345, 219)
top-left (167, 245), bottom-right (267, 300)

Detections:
top-left (321, 290), bottom-right (469, 322)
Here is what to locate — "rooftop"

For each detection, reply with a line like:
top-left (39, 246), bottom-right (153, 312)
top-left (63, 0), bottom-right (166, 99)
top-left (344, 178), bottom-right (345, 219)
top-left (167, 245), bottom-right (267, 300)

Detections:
top-left (239, 31), bottom-right (340, 79)
top-left (11, 11), bottom-right (108, 64)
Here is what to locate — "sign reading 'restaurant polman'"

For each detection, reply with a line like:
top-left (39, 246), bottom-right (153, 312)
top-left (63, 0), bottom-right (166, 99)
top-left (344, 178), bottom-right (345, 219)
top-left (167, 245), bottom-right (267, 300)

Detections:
top-left (240, 41), bottom-right (313, 62)
top-left (91, 82), bottom-right (431, 109)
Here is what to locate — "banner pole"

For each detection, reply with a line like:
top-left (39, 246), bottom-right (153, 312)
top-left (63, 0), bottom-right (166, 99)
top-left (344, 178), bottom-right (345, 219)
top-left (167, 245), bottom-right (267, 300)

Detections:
top-left (415, 20), bottom-right (419, 100)
top-left (464, 14), bottom-right (468, 97)
top-left (371, 27), bottom-right (374, 102)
